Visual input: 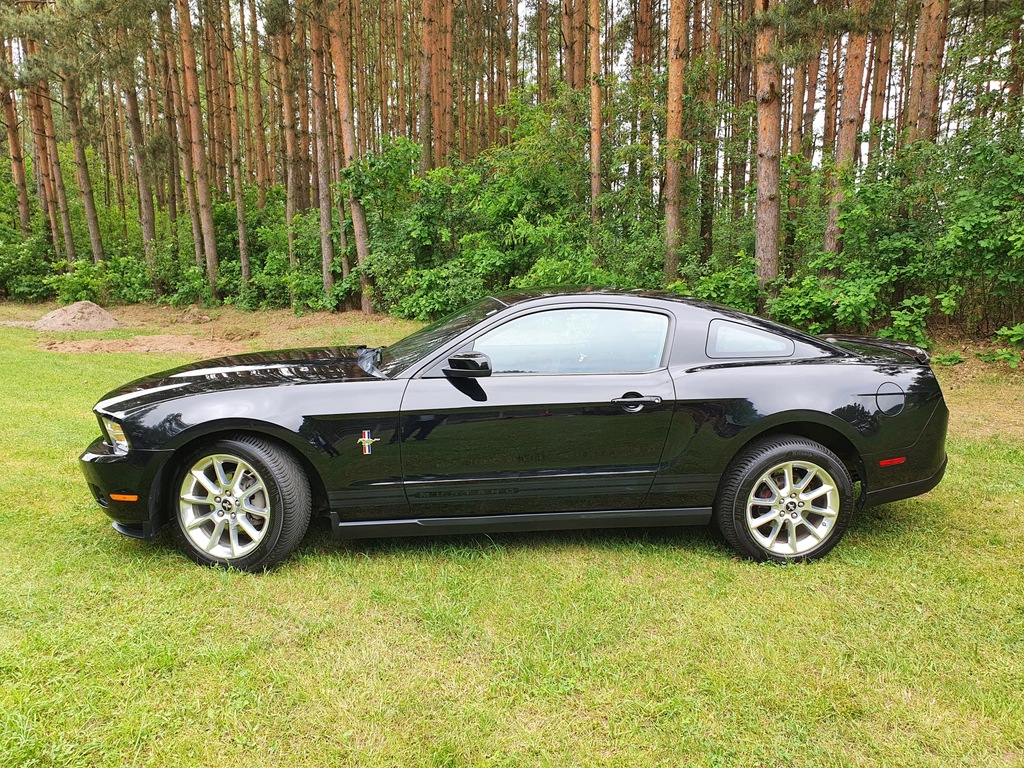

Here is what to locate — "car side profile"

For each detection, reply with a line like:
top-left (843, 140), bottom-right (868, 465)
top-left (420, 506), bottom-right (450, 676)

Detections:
top-left (80, 290), bottom-right (948, 571)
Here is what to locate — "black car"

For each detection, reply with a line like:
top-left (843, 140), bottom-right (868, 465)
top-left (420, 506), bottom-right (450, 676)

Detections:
top-left (80, 290), bottom-right (948, 571)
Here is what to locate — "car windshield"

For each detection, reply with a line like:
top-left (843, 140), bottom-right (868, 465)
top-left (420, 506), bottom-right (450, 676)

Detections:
top-left (379, 296), bottom-right (506, 376)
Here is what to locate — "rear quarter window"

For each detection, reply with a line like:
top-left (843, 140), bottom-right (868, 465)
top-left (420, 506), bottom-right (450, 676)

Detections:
top-left (706, 319), bottom-right (795, 359)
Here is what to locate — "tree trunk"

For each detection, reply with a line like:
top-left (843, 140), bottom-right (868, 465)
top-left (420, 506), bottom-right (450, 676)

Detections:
top-left (823, 0), bottom-right (870, 256)
top-left (699, 0), bottom-right (721, 264)
top-left (164, 3), bottom-right (206, 270)
top-left (395, 0), bottom-right (407, 136)
top-left (27, 83), bottom-right (60, 253)
top-left (418, 0), bottom-right (433, 173)
top-left (239, 0), bottom-right (253, 185)
top-left (220, 0), bottom-right (251, 287)
top-left (276, 28), bottom-right (299, 286)
top-left (801, 49), bottom-right (819, 162)
top-left (64, 73), bottom-right (105, 263)
top-left (754, 0), bottom-right (781, 288)
top-left (1009, 19), bottom-right (1023, 99)
top-left (310, 7), bottom-right (335, 303)
top-left (785, 61), bottom-right (806, 221)
top-left (122, 72), bottom-right (159, 284)
top-left (38, 80), bottom-right (76, 262)
top-left (917, 0), bottom-right (949, 140)
top-left (1, 42), bottom-right (31, 234)
top-left (107, 80), bottom-right (129, 240)
top-left (538, 0), bottom-right (550, 99)
top-left (329, 0), bottom-right (374, 313)
top-left (868, 25), bottom-right (893, 163)
top-left (589, 0), bottom-right (601, 223)
top-left (249, 0), bottom-right (269, 207)
top-left (96, 74), bottom-right (113, 210)
top-left (158, 17), bottom-right (182, 246)
top-left (730, 0), bottom-right (753, 220)
top-left (177, 0), bottom-right (221, 297)
top-left (562, 0), bottom-right (579, 89)
top-left (822, 35), bottom-right (839, 161)
top-left (663, 0), bottom-right (686, 282)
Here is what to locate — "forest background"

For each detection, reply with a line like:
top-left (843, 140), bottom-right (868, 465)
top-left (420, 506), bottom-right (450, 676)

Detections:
top-left (0, 0), bottom-right (1022, 351)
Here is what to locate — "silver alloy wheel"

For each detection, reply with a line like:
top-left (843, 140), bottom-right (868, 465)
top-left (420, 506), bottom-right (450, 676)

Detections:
top-left (745, 460), bottom-right (840, 556)
top-left (178, 453), bottom-right (271, 560)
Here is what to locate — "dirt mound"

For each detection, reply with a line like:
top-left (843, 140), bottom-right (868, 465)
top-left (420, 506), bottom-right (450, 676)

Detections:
top-left (31, 301), bottom-right (121, 332)
top-left (176, 306), bottom-right (212, 324)
top-left (40, 334), bottom-right (245, 357)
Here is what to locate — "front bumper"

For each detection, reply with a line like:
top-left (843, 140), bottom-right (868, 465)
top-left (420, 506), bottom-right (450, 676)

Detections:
top-left (79, 436), bottom-right (176, 539)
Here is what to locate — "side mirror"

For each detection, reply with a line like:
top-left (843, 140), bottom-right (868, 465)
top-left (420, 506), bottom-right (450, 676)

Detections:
top-left (443, 352), bottom-right (492, 378)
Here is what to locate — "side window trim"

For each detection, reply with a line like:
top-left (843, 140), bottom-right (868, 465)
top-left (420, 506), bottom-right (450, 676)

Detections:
top-left (425, 306), bottom-right (674, 377)
top-left (480, 307), bottom-right (672, 375)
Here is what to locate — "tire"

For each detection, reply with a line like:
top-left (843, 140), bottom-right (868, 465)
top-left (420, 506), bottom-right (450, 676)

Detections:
top-left (714, 435), bottom-right (854, 562)
top-left (172, 435), bottom-right (311, 572)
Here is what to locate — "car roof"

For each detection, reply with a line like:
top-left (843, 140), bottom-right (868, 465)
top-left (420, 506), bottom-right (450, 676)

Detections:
top-left (491, 287), bottom-right (718, 310)
top-left (487, 288), bottom-right (846, 355)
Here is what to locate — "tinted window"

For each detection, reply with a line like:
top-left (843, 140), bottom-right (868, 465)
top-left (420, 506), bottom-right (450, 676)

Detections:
top-left (473, 308), bottom-right (669, 374)
top-left (706, 319), bottom-right (794, 358)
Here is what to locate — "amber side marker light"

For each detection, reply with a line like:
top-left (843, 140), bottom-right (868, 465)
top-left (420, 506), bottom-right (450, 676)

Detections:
top-left (878, 457), bottom-right (906, 467)
top-left (109, 493), bottom-right (139, 502)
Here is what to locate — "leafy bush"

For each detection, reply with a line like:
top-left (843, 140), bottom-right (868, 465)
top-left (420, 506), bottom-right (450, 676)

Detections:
top-left (0, 234), bottom-right (53, 301)
top-left (46, 260), bottom-right (108, 303)
top-left (879, 295), bottom-right (933, 348)
top-left (994, 323), bottom-right (1024, 348)
top-left (932, 351), bottom-right (965, 366)
top-left (976, 348), bottom-right (1022, 368)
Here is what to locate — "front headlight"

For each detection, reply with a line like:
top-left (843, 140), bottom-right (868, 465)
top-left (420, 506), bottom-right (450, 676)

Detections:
top-left (101, 417), bottom-right (131, 454)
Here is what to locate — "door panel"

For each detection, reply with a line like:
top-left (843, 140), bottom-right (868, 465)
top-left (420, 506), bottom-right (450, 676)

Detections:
top-left (397, 372), bottom-right (675, 517)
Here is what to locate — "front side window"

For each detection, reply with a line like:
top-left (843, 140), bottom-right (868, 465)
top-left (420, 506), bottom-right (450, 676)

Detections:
top-left (472, 308), bottom-right (669, 374)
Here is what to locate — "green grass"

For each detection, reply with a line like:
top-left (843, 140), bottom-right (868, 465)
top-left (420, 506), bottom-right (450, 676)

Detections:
top-left (1, 321), bottom-right (1022, 767)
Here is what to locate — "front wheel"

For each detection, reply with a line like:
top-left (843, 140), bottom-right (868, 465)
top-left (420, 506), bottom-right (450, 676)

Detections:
top-left (715, 436), bottom-right (854, 562)
top-left (172, 435), bottom-right (311, 571)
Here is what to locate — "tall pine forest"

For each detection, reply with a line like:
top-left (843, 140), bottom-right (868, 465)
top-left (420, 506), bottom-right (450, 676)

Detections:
top-left (1, 0), bottom-right (1022, 343)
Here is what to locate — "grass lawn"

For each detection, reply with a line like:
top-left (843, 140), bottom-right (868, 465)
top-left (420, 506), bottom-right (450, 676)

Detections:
top-left (0, 303), bottom-right (1022, 767)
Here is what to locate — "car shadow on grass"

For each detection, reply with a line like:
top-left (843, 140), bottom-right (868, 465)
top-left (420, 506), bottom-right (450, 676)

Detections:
top-left (299, 514), bottom-right (725, 563)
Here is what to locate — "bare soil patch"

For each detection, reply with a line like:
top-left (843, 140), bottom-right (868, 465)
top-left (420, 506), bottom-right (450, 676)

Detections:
top-left (1, 300), bottom-right (121, 331)
top-left (934, 359), bottom-right (1024, 443)
top-left (39, 335), bottom-right (245, 357)
top-left (3, 301), bottom-right (421, 357)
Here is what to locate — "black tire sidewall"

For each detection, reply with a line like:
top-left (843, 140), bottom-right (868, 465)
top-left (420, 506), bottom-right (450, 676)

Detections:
top-left (171, 438), bottom-right (289, 571)
top-left (717, 437), bottom-right (854, 562)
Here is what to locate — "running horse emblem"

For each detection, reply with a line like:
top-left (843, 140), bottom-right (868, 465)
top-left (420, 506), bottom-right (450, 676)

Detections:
top-left (356, 430), bottom-right (381, 455)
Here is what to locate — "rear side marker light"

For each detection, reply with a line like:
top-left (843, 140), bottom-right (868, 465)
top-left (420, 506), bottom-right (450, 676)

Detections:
top-left (879, 458), bottom-right (906, 467)
top-left (110, 493), bottom-right (139, 502)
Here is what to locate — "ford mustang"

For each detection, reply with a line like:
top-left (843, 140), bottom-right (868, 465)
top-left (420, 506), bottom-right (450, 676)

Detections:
top-left (80, 290), bottom-right (948, 571)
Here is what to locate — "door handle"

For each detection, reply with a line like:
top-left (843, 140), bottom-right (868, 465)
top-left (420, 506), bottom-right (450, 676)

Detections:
top-left (611, 395), bottom-right (662, 405)
top-left (612, 393), bottom-right (662, 412)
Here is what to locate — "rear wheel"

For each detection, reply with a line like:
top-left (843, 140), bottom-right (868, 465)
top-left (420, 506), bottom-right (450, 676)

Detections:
top-left (715, 436), bottom-right (854, 562)
top-left (172, 435), bottom-right (311, 571)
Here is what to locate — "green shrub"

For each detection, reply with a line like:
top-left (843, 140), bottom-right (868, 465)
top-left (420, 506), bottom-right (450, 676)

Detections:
top-left (0, 235), bottom-right (53, 301)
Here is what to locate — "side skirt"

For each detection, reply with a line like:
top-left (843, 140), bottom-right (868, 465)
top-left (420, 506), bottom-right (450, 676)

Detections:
top-left (329, 507), bottom-right (713, 540)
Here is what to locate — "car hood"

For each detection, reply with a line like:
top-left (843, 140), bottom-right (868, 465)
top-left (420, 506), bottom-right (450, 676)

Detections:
top-left (95, 346), bottom-right (381, 417)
